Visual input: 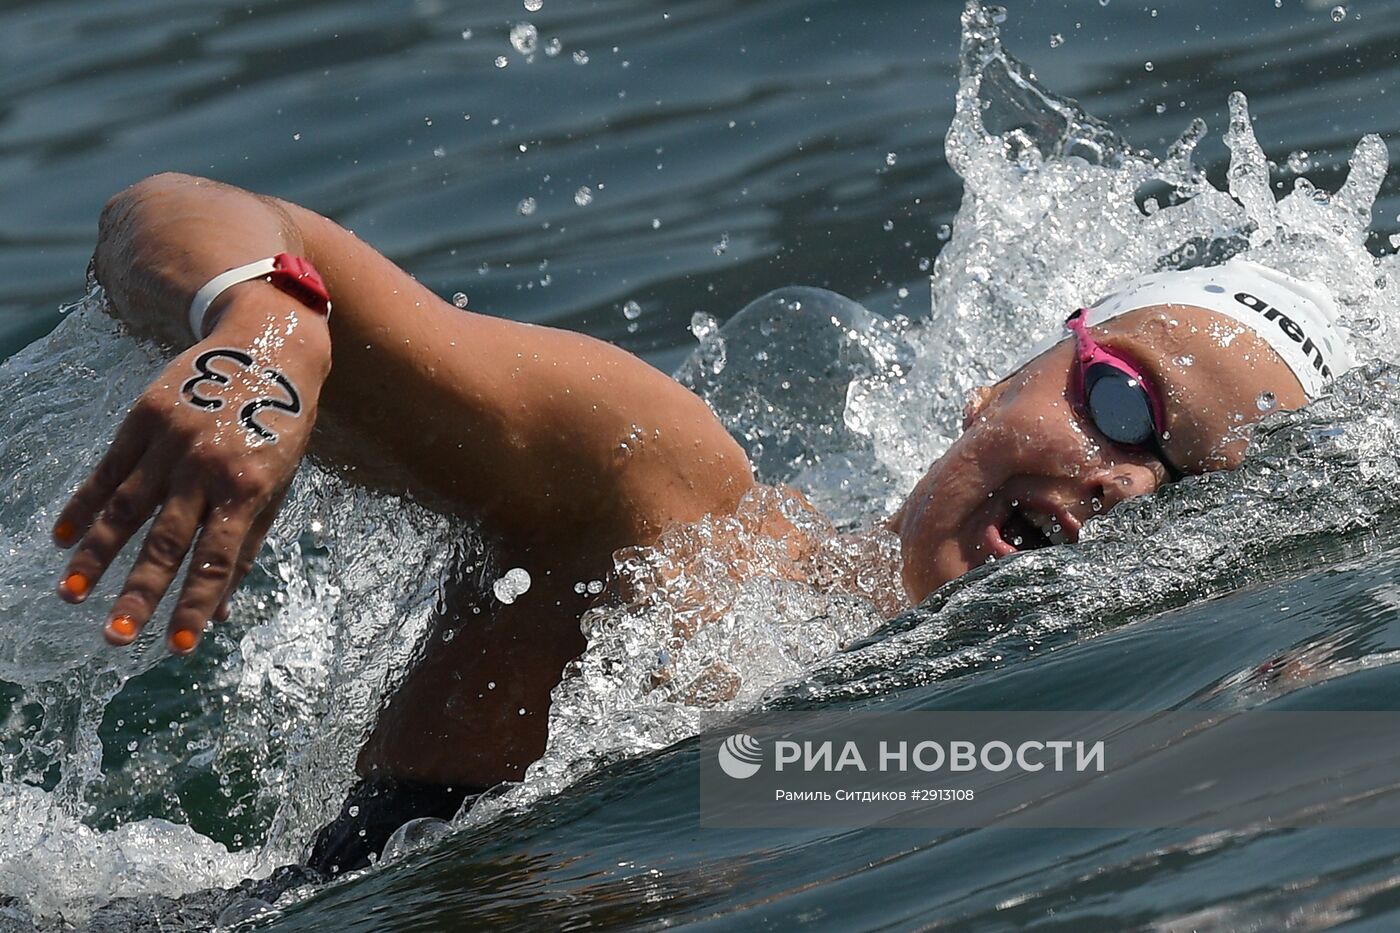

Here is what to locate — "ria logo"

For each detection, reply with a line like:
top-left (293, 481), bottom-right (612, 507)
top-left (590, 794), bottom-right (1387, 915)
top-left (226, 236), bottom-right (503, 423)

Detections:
top-left (718, 734), bottom-right (763, 779)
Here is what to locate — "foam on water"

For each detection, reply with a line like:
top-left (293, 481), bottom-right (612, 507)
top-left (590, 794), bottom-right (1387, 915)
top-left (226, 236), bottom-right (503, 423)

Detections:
top-left (1, 0), bottom-right (1399, 925)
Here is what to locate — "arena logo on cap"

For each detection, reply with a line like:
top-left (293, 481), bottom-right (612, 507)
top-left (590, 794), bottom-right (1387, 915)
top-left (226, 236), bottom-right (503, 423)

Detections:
top-left (1234, 291), bottom-right (1332, 378)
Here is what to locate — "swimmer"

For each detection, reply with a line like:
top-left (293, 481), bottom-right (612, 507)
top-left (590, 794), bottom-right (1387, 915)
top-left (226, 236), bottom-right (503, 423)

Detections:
top-left (57, 173), bottom-right (1355, 872)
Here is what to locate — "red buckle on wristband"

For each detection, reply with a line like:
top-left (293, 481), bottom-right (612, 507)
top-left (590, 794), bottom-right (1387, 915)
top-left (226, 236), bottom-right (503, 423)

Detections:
top-left (268, 253), bottom-right (331, 315)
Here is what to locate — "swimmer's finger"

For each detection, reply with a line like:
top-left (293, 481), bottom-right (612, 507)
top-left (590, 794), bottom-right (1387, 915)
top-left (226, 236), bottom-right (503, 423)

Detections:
top-left (166, 508), bottom-right (248, 654)
top-left (103, 491), bottom-right (204, 646)
top-left (58, 463), bottom-right (164, 603)
top-left (53, 407), bottom-right (152, 548)
top-left (214, 487), bottom-right (288, 623)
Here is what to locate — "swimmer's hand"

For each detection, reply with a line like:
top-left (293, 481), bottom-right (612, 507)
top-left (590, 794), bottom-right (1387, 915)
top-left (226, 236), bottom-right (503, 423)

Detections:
top-left (52, 296), bottom-right (331, 654)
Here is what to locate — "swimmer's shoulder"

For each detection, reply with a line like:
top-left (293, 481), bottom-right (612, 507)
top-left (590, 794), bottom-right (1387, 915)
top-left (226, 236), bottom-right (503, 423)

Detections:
top-left (261, 190), bottom-right (758, 554)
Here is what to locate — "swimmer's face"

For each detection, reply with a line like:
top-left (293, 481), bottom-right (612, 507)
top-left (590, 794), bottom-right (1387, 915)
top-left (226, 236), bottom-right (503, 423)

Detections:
top-left (890, 304), bottom-right (1310, 604)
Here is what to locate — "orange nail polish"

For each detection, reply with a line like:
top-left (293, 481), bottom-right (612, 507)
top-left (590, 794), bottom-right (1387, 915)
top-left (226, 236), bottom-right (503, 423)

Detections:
top-left (170, 629), bottom-right (197, 653)
top-left (53, 521), bottom-right (75, 546)
top-left (62, 572), bottom-right (89, 599)
top-left (107, 615), bottom-right (137, 640)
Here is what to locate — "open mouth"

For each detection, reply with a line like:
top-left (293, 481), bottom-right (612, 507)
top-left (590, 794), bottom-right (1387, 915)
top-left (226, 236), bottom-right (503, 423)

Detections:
top-left (985, 499), bottom-right (1080, 558)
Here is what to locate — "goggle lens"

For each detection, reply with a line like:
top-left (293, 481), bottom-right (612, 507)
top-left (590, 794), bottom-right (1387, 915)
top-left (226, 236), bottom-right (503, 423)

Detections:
top-left (1084, 365), bottom-right (1157, 446)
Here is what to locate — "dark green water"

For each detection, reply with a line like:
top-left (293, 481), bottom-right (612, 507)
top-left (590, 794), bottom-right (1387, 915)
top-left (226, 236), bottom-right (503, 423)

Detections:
top-left (4, 0), bottom-right (1400, 930)
top-left (3, 0), bottom-right (1397, 368)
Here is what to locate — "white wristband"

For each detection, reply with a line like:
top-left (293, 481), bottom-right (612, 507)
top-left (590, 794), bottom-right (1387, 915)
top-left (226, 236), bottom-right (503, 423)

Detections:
top-left (188, 256), bottom-right (280, 341)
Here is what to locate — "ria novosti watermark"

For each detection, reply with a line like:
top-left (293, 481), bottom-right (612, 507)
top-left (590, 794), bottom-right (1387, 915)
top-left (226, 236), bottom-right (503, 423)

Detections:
top-left (699, 711), bottom-right (1400, 829)
top-left (718, 732), bottom-right (1103, 780)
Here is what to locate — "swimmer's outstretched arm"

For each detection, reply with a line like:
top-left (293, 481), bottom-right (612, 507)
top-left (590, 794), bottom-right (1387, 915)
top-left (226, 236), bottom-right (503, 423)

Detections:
top-left (60, 172), bottom-right (754, 651)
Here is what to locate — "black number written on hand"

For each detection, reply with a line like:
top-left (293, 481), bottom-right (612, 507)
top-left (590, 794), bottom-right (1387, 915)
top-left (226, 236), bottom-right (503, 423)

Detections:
top-left (180, 348), bottom-right (303, 443)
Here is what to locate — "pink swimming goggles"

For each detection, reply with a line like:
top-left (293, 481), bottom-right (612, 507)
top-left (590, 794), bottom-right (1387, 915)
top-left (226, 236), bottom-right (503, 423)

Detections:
top-left (1065, 308), bottom-right (1183, 480)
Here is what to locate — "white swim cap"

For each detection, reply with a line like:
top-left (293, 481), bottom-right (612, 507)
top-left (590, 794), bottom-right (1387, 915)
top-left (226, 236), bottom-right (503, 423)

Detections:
top-left (1019, 260), bottom-right (1356, 398)
top-left (1085, 260), bottom-right (1355, 398)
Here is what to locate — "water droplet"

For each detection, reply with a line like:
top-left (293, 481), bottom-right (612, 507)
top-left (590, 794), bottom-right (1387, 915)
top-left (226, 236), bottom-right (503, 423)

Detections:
top-left (452, 292), bottom-right (469, 308)
top-left (586, 579), bottom-right (604, 595)
top-left (918, 257), bottom-right (931, 271)
top-left (1049, 33), bottom-right (1064, 48)
top-left (510, 22), bottom-right (538, 54)
top-left (433, 145), bottom-right (446, 158)
top-left (1154, 102), bottom-right (1167, 114)
top-left (573, 49), bottom-right (589, 64)
top-left (524, 0), bottom-right (542, 10)
top-left (544, 36), bottom-right (562, 56)
top-left (712, 232), bottom-right (730, 255)
top-left (622, 300), bottom-right (642, 320)
top-left (1256, 390), bottom-right (1278, 412)
top-left (574, 185), bottom-right (593, 206)
top-left (1144, 61), bottom-right (1154, 72)
top-left (882, 219), bottom-right (895, 232)
top-left (690, 311), bottom-right (718, 341)
top-left (651, 218), bottom-right (662, 229)
top-left (495, 55), bottom-right (509, 68)
top-left (1331, 4), bottom-right (1346, 21)
top-left (461, 28), bottom-right (473, 39)
top-left (936, 224), bottom-right (952, 241)
top-left (1173, 354), bottom-right (1194, 367)
top-left (381, 818), bottom-right (451, 863)
top-left (493, 567), bottom-right (532, 604)
top-left (1099, 0), bottom-right (1110, 6)
top-left (517, 196), bottom-right (537, 216)
top-left (1286, 149), bottom-right (1311, 173)
top-left (885, 152), bottom-right (898, 166)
